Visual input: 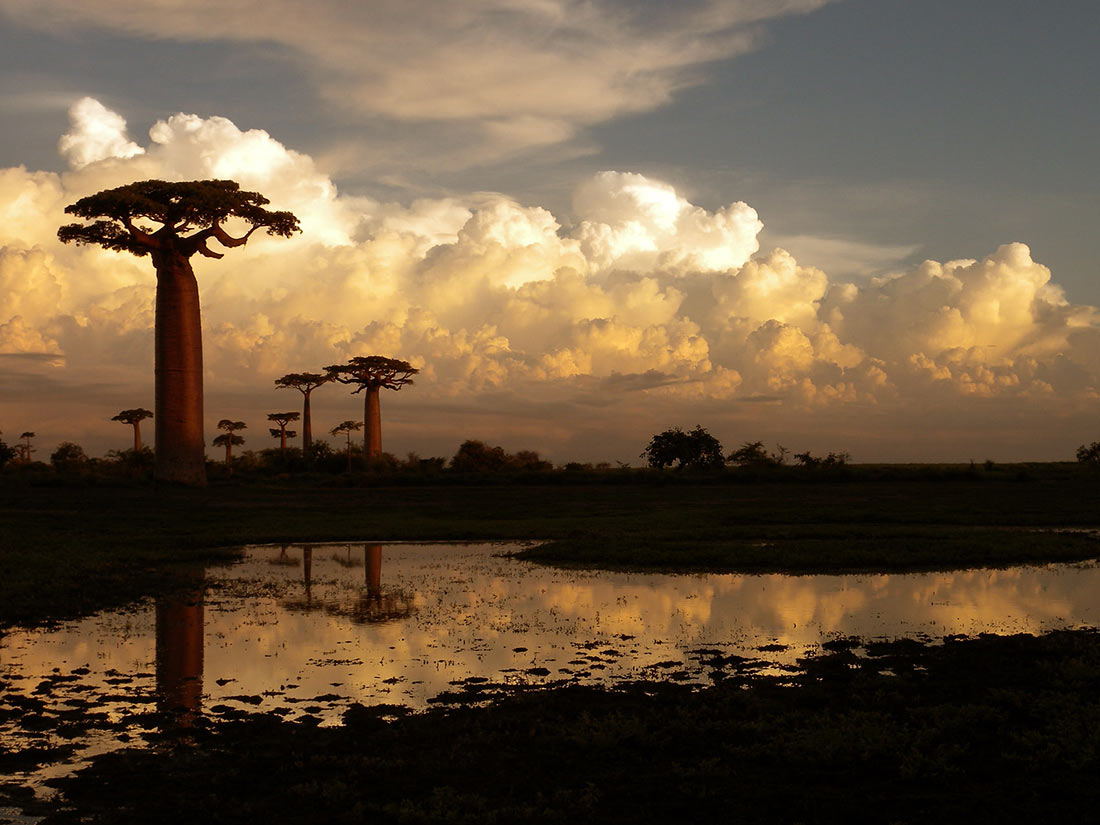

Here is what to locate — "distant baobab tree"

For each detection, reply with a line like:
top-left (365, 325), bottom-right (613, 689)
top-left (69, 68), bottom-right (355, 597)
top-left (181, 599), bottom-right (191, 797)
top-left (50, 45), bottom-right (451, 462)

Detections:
top-left (112, 408), bottom-right (153, 452)
top-left (267, 411), bottom-right (300, 455)
top-left (330, 420), bottom-right (362, 472)
top-left (212, 419), bottom-right (247, 466)
top-left (19, 432), bottom-right (35, 463)
top-left (58, 180), bottom-right (299, 486)
top-left (274, 372), bottom-right (332, 449)
top-left (325, 357), bottom-right (418, 463)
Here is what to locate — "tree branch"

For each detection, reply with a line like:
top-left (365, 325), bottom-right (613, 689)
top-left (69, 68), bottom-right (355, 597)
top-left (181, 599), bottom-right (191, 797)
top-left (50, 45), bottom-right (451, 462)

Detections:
top-left (123, 217), bottom-right (161, 250)
top-left (196, 240), bottom-right (224, 259)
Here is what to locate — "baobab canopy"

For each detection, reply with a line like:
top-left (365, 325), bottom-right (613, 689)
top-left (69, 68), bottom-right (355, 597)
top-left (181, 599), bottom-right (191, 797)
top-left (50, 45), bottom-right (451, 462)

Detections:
top-left (58, 179), bottom-right (299, 257)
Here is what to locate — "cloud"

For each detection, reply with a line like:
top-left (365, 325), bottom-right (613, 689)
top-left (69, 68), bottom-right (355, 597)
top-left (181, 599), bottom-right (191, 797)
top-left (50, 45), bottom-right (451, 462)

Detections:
top-left (0, 0), bottom-right (834, 157)
top-left (57, 97), bottom-right (144, 169)
top-left (2, 99), bottom-right (1099, 461)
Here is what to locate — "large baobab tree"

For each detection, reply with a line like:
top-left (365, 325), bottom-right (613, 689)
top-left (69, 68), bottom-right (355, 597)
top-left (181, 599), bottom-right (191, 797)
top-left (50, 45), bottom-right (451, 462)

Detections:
top-left (267, 411), bottom-right (299, 455)
top-left (274, 372), bottom-right (331, 449)
top-left (112, 408), bottom-right (153, 452)
top-left (58, 180), bottom-right (299, 486)
top-left (331, 420), bottom-right (362, 472)
top-left (212, 419), bottom-right (246, 466)
top-left (325, 357), bottom-right (418, 463)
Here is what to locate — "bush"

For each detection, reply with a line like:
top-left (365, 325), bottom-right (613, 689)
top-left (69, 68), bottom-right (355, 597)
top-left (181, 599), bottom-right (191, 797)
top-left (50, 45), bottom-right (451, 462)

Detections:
top-left (50, 442), bottom-right (88, 471)
top-left (793, 450), bottom-right (850, 468)
top-left (727, 441), bottom-right (787, 467)
top-left (451, 440), bottom-right (552, 473)
top-left (1076, 442), bottom-right (1100, 464)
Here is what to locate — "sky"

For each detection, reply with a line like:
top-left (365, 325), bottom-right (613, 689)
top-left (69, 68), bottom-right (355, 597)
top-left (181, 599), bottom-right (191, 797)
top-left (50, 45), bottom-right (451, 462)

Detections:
top-left (0, 0), bottom-right (1097, 464)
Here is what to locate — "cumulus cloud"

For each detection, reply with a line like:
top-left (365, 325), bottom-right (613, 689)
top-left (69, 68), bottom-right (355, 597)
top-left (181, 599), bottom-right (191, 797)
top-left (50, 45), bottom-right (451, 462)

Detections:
top-left (2, 99), bottom-right (1099, 460)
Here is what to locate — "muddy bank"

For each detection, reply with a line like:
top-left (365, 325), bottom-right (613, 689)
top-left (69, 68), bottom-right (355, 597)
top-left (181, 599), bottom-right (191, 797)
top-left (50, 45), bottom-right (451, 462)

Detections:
top-left (33, 629), bottom-right (1100, 825)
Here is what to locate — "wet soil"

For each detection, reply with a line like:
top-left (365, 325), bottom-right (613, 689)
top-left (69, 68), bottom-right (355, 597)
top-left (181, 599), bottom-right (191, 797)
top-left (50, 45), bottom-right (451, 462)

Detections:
top-left (33, 629), bottom-right (1100, 824)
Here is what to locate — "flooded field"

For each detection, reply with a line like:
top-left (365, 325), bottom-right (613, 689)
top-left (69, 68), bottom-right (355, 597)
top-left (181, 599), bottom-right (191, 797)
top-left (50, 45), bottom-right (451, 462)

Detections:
top-left (3, 541), bottom-right (1100, 809)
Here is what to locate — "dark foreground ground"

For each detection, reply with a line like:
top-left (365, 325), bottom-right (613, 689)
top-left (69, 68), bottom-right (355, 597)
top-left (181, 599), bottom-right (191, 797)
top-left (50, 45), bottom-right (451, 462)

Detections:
top-left (3, 467), bottom-right (1100, 822)
top-left (31, 630), bottom-right (1100, 825)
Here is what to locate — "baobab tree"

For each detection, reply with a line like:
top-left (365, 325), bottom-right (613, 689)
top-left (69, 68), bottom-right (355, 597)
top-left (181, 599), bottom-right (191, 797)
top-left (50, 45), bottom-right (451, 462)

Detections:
top-left (19, 432), bottom-right (35, 463)
top-left (267, 411), bottom-right (300, 455)
top-left (330, 420), bottom-right (362, 472)
top-left (212, 419), bottom-right (246, 466)
top-left (58, 180), bottom-right (299, 486)
top-left (274, 372), bottom-right (331, 449)
top-left (325, 357), bottom-right (418, 463)
top-left (111, 408), bottom-right (153, 452)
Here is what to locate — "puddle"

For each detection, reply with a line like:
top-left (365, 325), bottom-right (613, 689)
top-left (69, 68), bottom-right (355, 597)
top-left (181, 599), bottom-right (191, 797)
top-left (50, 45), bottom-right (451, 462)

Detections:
top-left (3, 541), bottom-right (1100, 811)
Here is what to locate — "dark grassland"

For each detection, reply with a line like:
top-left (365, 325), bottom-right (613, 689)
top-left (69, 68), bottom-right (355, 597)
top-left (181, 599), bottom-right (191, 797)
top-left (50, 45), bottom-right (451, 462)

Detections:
top-left (2, 463), bottom-right (1100, 628)
top-left (5, 465), bottom-right (1100, 823)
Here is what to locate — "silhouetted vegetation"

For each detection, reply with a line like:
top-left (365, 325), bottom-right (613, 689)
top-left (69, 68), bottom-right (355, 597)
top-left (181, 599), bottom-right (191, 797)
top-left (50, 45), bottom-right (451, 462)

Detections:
top-left (641, 425), bottom-right (724, 469)
top-left (727, 440), bottom-right (788, 466)
top-left (1077, 441), bottom-right (1100, 464)
top-left (59, 179), bottom-right (299, 486)
top-left (0, 433), bottom-right (16, 467)
top-left (49, 442), bottom-right (88, 471)
top-left (451, 440), bottom-right (553, 472)
top-left (793, 449), bottom-right (850, 468)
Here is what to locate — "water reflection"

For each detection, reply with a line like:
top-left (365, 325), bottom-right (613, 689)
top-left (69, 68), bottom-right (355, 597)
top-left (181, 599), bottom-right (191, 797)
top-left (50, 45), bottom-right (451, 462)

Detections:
top-left (279, 543), bottom-right (415, 623)
top-left (155, 585), bottom-right (203, 725)
top-left (3, 542), bottom-right (1100, 802)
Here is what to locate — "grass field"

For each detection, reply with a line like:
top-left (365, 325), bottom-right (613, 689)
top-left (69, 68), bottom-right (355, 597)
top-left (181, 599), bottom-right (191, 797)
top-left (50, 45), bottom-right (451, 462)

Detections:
top-left (2, 464), bottom-right (1099, 628)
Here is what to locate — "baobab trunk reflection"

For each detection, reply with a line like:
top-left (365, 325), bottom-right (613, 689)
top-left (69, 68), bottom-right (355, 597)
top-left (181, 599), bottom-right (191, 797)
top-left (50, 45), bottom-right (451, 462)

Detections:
top-left (366, 543), bottom-right (382, 594)
top-left (155, 585), bottom-right (204, 726)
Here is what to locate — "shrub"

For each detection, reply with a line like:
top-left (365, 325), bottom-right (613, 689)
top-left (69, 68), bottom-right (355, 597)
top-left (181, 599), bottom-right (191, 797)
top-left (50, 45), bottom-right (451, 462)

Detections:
top-left (641, 426), bottom-right (724, 470)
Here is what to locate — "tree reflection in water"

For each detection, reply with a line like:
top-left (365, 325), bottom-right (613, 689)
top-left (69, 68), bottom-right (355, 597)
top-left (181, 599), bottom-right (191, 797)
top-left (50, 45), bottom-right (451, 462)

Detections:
top-left (155, 580), bottom-right (204, 727)
top-left (280, 543), bottom-right (415, 624)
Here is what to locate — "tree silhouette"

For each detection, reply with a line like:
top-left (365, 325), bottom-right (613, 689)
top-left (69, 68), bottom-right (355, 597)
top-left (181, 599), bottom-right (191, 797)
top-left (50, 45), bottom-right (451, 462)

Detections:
top-left (58, 180), bottom-right (299, 486)
top-left (274, 372), bottom-right (332, 449)
top-left (641, 426), bottom-right (724, 470)
top-left (0, 431), bottom-right (15, 467)
top-left (212, 419), bottom-right (246, 466)
top-left (330, 420), bottom-right (362, 472)
top-left (325, 357), bottom-right (418, 463)
top-left (18, 432), bottom-right (35, 463)
top-left (112, 408), bottom-right (153, 453)
top-left (267, 411), bottom-right (300, 455)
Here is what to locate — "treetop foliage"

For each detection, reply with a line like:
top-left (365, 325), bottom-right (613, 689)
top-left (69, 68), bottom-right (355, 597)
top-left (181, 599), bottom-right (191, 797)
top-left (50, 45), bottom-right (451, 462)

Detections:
top-left (267, 412), bottom-right (300, 424)
top-left (212, 433), bottom-right (246, 448)
top-left (641, 426), bottom-right (724, 470)
top-left (111, 408), bottom-right (153, 424)
top-left (216, 419), bottom-right (247, 432)
top-left (275, 372), bottom-right (332, 392)
top-left (331, 420), bottom-right (363, 437)
top-left (326, 356), bottom-right (419, 392)
top-left (58, 179), bottom-right (300, 258)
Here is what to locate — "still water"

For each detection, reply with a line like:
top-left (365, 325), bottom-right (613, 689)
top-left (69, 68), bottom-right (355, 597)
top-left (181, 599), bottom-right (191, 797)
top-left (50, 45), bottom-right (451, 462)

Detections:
top-left (2, 541), bottom-right (1100, 802)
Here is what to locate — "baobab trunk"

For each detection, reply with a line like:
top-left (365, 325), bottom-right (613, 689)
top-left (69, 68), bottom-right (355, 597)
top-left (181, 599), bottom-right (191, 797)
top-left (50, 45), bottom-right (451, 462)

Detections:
top-left (132, 421), bottom-right (143, 453)
top-left (364, 386), bottom-right (382, 461)
top-left (153, 252), bottom-right (206, 485)
top-left (302, 391), bottom-right (313, 449)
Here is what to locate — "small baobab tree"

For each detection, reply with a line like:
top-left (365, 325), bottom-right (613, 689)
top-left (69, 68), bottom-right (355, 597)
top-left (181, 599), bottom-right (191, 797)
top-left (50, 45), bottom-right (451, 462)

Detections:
top-left (331, 420), bottom-right (362, 472)
top-left (58, 180), bottom-right (299, 486)
top-left (325, 357), bottom-right (418, 463)
top-left (274, 372), bottom-right (332, 449)
top-left (212, 419), bottom-right (246, 467)
top-left (19, 432), bottom-right (35, 463)
top-left (112, 408), bottom-right (153, 453)
top-left (268, 411), bottom-right (300, 456)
